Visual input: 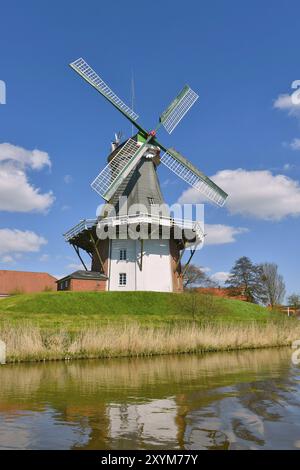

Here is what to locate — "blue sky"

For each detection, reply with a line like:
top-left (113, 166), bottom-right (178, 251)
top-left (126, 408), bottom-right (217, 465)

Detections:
top-left (0, 0), bottom-right (300, 296)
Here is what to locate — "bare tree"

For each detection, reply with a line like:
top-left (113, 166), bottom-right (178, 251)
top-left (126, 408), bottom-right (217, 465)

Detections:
top-left (287, 294), bottom-right (300, 311)
top-left (182, 264), bottom-right (213, 289)
top-left (260, 263), bottom-right (286, 308)
top-left (180, 287), bottom-right (216, 322)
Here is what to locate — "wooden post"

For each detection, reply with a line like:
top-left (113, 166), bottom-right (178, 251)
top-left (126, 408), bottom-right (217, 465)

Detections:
top-left (0, 340), bottom-right (6, 365)
top-left (89, 233), bottom-right (105, 273)
top-left (174, 246), bottom-right (185, 273)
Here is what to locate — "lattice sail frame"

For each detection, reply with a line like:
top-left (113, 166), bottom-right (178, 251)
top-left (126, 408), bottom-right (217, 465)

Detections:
top-left (160, 148), bottom-right (228, 207)
top-left (69, 57), bottom-right (228, 207)
top-left (70, 58), bottom-right (139, 121)
top-left (91, 139), bottom-right (146, 201)
top-left (160, 86), bottom-right (199, 134)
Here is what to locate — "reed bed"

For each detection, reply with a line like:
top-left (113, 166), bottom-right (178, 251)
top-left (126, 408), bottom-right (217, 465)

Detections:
top-left (1, 320), bottom-right (300, 363)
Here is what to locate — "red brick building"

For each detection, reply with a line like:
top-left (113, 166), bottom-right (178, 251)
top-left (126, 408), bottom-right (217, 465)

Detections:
top-left (0, 270), bottom-right (57, 296)
top-left (57, 270), bottom-right (108, 292)
top-left (196, 287), bottom-right (248, 301)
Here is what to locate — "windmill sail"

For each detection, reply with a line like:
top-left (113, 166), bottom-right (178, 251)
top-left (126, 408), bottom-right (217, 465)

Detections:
top-left (91, 139), bottom-right (147, 201)
top-left (69, 57), bottom-right (228, 207)
top-left (160, 86), bottom-right (199, 134)
top-left (160, 148), bottom-right (228, 206)
top-left (70, 58), bottom-right (139, 122)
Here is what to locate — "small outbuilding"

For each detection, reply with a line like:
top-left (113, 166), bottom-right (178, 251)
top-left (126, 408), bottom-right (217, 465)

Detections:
top-left (57, 270), bottom-right (108, 292)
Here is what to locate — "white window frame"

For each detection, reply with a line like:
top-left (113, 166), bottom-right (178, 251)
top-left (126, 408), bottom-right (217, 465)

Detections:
top-left (119, 249), bottom-right (127, 261)
top-left (148, 197), bottom-right (155, 205)
top-left (119, 272), bottom-right (127, 286)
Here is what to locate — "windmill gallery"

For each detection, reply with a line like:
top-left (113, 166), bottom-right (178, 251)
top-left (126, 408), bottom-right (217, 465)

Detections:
top-left (60, 58), bottom-right (228, 293)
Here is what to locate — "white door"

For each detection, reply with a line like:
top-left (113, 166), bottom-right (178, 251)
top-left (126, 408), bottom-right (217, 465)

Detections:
top-left (109, 240), bottom-right (136, 291)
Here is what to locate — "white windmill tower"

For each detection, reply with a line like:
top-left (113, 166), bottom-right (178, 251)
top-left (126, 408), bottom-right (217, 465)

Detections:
top-left (63, 58), bottom-right (228, 292)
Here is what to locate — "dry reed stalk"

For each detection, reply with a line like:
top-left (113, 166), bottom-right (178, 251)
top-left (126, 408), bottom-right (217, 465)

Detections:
top-left (1, 321), bottom-right (299, 363)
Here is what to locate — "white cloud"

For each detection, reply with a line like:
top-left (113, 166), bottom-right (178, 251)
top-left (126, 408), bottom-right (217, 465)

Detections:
top-left (0, 166), bottom-right (55, 212)
top-left (52, 273), bottom-right (66, 280)
top-left (274, 90), bottom-right (300, 152)
top-left (161, 178), bottom-right (177, 187)
top-left (1, 255), bottom-right (15, 264)
top-left (39, 254), bottom-right (49, 262)
top-left (0, 229), bottom-right (47, 257)
top-left (67, 263), bottom-right (83, 271)
top-left (178, 169), bottom-right (300, 221)
top-left (273, 93), bottom-right (300, 118)
top-left (0, 143), bottom-right (51, 170)
top-left (64, 174), bottom-right (73, 184)
top-left (290, 138), bottom-right (300, 150)
top-left (0, 143), bottom-right (54, 213)
top-left (210, 271), bottom-right (230, 284)
top-left (201, 266), bottom-right (211, 273)
top-left (204, 224), bottom-right (248, 245)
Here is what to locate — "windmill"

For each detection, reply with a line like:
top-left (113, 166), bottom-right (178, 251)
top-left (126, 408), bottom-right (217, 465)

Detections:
top-left (63, 58), bottom-right (228, 293)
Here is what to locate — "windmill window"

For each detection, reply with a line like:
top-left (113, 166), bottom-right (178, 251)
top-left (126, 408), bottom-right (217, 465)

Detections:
top-left (119, 249), bottom-right (127, 260)
top-left (148, 197), bottom-right (155, 205)
top-left (119, 273), bottom-right (127, 286)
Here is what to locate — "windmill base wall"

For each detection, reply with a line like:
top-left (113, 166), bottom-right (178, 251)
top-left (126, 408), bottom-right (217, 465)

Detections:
top-left (104, 238), bottom-right (182, 293)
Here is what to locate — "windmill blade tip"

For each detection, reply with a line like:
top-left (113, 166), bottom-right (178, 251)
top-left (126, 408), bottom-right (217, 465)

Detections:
top-left (69, 57), bottom-right (84, 66)
top-left (220, 195), bottom-right (229, 206)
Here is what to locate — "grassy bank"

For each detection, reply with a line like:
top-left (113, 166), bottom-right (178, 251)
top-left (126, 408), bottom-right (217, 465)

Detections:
top-left (1, 321), bottom-right (299, 363)
top-left (0, 291), bottom-right (281, 330)
top-left (0, 291), bottom-right (296, 363)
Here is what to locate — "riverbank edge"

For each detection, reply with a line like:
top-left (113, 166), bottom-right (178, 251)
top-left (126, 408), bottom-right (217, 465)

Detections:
top-left (1, 321), bottom-right (299, 364)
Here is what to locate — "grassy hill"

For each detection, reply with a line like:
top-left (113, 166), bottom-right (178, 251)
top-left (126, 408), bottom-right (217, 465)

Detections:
top-left (0, 291), bottom-right (281, 330)
top-left (0, 292), bottom-right (297, 363)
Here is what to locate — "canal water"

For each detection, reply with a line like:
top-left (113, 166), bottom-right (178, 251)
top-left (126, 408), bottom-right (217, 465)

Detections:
top-left (0, 348), bottom-right (300, 450)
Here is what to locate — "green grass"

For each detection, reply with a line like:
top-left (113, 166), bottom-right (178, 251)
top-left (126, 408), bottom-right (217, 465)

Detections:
top-left (0, 291), bottom-right (282, 331)
top-left (0, 292), bottom-right (294, 363)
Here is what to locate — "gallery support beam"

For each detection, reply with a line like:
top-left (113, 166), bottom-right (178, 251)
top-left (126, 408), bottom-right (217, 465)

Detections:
top-left (174, 246), bottom-right (185, 273)
top-left (89, 233), bottom-right (105, 273)
top-left (72, 244), bottom-right (88, 271)
top-left (137, 239), bottom-right (144, 272)
top-left (181, 247), bottom-right (197, 278)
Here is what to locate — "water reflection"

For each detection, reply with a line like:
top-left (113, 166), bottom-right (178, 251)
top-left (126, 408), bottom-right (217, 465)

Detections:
top-left (0, 348), bottom-right (299, 449)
